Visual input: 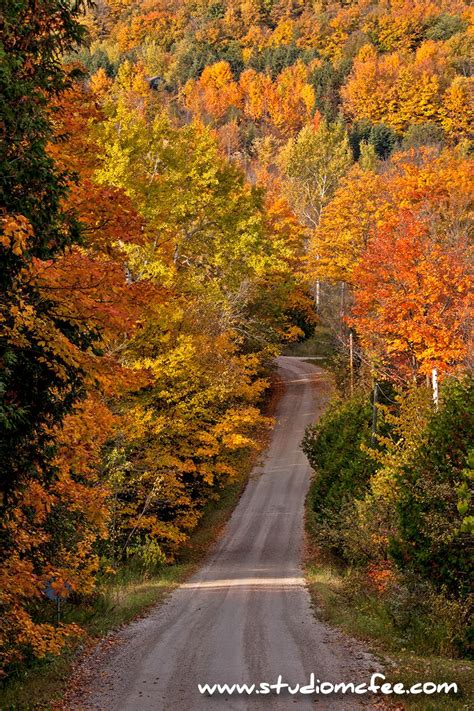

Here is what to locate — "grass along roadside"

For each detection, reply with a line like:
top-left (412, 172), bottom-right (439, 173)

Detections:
top-left (0, 374), bottom-right (284, 711)
top-left (283, 326), bottom-right (335, 367)
top-left (304, 485), bottom-right (474, 711)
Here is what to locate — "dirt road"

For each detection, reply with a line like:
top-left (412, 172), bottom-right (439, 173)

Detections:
top-left (73, 356), bottom-right (380, 710)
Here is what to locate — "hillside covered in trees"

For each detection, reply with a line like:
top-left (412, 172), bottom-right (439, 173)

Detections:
top-left (0, 0), bottom-right (472, 688)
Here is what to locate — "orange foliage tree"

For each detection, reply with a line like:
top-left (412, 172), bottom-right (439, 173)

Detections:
top-left (1, 71), bottom-right (146, 670)
top-left (310, 148), bottom-right (474, 285)
top-left (348, 214), bottom-right (472, 381)
top-left (341, 41), bottom-right (457, 133)
top-left (184, 61), bottom-right (243, 121)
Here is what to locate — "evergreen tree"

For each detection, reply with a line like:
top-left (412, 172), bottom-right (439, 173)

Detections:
top-left (0, 1), bottom-right (91, 498)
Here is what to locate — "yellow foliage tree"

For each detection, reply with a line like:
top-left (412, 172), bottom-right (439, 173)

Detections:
top-left (342, 41), bottom-right (454, 133)
top-left (440, 76), bottom-right (474, 141)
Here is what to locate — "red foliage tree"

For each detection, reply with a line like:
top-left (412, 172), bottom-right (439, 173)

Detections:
top-left (349, 214), bottom-right (472, 381)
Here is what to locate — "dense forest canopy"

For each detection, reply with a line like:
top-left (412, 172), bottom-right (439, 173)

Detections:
top-left (0, 0), bottom-right (472, 676)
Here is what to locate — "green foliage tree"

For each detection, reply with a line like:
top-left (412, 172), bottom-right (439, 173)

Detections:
top-left (425, 14), bottom-right (466, 41)
top-left (310, 59), bottom-right (352, 123)
top-left (279, 120), bottom-right (352, 229)
top-left (401, 122), bottom-right (445, 150)
top-left (391, 379), bottom-right (474, 598)
top-left (0, 0), bottom-right (92, 498)
top-left (248, 44), bottom-right (303, 78)
top-left (350, 122), bottom-right (399, 160)
top-left (369, 124), bottom-right (398, 159)
top-left (302, 396), bottom-right (378, 540)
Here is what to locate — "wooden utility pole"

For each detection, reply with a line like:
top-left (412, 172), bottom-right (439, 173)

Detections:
top-left (432, 368), bottom-right (439, 410)
top-left (340, 281), bottom-right (345, 318)
top-left (315, 253), bottom-right (320, 311)
top-left (371, 382), bottom-right (378, 446)
top-left (349, 331), bottom-right (354, 396)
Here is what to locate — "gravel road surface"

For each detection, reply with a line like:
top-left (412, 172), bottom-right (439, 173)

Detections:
top-left (71, 356), bottom-right (381, 710)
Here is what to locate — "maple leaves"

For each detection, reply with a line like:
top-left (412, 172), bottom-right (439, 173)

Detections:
top-left (184, 61), bottom-right (243, 121)
top-left (1, 58), bottom-right (304, 658)
top-left (440, 76), bottom-right (474, 140)
top-left (312, 146), bottom-right (473, 274)
top-left (310, 147), bottom-right (473, 381)
top-left (309, 164), bottom-right (383, 284)
top-left (0, 395), bottom-right (114, 669)
top-left (349, 214), bottom-right (472, 379)
top-left (0, 10), bottom-right (147, 669)
top-left (0, 216), bottom-right (33, 258)
top-left (183, 59), bottom-right (315, 136)
top-left (109, 325), bottom-right (271, 556)
top-left (268, 61), bottom-right (315, 135)
top-left (1, 0), bottom-right (473, 679)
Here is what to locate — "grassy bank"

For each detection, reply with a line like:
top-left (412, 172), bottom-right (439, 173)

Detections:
top-left (0, 376), bottom-right (283, 711)
top-left (283, 326), bottom-right (335, 366)
top-left (304, 488), bottom-right (474, 711)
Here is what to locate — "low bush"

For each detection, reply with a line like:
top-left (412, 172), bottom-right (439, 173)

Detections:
top-left (304, 377), bottom-right (474, 657)
top-left (302, 395), bottom-right (377, 531)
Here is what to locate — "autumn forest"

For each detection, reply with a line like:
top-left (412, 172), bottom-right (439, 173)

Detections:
top-left (0, 0), bottom-right (473, 704)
